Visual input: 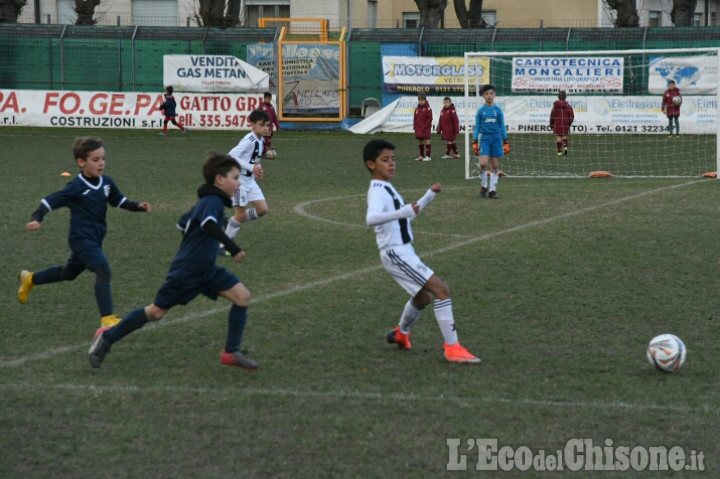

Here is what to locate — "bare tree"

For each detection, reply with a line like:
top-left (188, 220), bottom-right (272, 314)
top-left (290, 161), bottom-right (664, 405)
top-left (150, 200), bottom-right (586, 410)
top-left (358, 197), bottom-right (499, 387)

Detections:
top-left (414, 0), bottom-right (447, 28)
top-left (453, 0), bottom-right (487, 28)
top-left (671, 0), bottom-right (698, 25)
top-left (74, 0), bottom-right (101, 25)
top-left (0, 0), bottom-right (27, 23)
top-left (195, 0), bottom-right (242, 27)
top-left (603, 0), bottom-right (640, 27)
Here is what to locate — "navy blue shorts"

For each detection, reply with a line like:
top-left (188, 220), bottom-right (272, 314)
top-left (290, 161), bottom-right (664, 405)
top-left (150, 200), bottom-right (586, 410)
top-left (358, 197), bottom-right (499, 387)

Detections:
top-left (68, 247), bottom-right (109, 272)
top-left (153, 265), bottom-right (240, 310)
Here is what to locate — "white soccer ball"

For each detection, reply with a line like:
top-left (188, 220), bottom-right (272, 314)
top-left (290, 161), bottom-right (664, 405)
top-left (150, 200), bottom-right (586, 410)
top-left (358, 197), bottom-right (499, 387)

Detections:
top-left (672, 96), bottom-right (682, 106)
top-left (647, 334), bottom-right (686, 372)
top-left (264, 149), bottom-right (277, 159)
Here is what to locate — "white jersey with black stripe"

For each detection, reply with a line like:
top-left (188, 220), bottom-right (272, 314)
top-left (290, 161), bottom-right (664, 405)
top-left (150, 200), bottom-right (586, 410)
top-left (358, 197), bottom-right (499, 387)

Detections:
top-left (228, 131), bottom-right (264, 187)
top-left (366, 179), bottom-right (414, 250)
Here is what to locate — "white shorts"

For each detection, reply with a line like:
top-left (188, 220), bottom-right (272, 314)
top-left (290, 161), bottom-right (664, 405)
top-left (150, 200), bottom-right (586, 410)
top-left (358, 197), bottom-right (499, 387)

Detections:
top-left (232, 181), bottom-right (265, 208)
top-left (380, 243), bottom-right (434, 296)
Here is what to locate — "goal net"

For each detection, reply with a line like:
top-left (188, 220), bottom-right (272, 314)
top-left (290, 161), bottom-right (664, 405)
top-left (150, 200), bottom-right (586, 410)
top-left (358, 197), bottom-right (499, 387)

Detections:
top-left (463, 48), bottom-right (720, 178)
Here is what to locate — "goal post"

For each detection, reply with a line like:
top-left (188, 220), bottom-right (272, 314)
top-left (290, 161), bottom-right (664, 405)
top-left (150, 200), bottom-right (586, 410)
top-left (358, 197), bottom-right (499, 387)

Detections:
top-left (463, 48), bottom-right (720, 178)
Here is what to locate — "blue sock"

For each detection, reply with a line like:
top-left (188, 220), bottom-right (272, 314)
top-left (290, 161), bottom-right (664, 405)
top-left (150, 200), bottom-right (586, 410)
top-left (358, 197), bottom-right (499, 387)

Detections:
top-left (225, 305), bottom-right (248, 353)
top-left (104, 307), bottom-right (148, 344)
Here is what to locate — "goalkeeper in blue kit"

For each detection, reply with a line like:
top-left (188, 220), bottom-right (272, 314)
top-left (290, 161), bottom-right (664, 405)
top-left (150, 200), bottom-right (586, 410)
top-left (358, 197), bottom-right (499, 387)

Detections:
top-left (472, 84), bottom-right (508, 199)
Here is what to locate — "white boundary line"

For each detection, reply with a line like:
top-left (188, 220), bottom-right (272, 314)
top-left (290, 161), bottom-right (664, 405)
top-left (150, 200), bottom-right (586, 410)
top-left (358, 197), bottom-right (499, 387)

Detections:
top-left (0, 382), bottom-right (708, 413)
top-left (2, 180), bottom-right (710, 412)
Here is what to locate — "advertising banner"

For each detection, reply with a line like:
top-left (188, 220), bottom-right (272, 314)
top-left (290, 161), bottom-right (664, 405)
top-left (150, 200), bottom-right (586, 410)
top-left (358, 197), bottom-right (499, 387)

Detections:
top-left (648, 55), bottom-right (718, 94)
top-left (279, 43), bottom-right (342, 116)
top-left (0, 89), bottom-right (266, 130)
top-left (382, 56), bottom-right (490, 94)
top-left (350, 95), bottom-right (716, 135)
top-left (511, 57), bottom-right (624, 93)
top-left (163, 55), bottom-right (269, 93)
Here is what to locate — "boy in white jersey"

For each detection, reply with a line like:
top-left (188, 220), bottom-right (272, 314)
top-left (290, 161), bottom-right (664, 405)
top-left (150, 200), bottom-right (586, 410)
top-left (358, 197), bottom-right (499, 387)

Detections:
top-left (223, 110), bottom-right (271, 246)
top-left (364, 139), bottom-right (480, 364)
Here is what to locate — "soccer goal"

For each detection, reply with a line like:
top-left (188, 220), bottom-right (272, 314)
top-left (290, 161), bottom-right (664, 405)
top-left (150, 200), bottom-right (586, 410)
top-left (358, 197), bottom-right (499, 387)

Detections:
top-left (463, 48), bottom-right (720, 178)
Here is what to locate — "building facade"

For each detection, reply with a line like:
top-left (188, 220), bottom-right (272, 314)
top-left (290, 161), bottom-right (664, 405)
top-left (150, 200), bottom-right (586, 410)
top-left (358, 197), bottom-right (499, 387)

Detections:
top-left (15, 0), bottom-right (720, 28)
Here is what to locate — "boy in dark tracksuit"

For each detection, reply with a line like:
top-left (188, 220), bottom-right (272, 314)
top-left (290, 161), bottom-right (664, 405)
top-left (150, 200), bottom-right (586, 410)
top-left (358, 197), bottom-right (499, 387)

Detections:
top-left (158, 85), bottom-right (188, 136)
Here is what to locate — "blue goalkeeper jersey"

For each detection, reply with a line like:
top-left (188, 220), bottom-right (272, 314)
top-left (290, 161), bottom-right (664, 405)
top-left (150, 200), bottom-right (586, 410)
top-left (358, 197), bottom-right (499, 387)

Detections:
top-left (473, 104), bottom-right (507, 140)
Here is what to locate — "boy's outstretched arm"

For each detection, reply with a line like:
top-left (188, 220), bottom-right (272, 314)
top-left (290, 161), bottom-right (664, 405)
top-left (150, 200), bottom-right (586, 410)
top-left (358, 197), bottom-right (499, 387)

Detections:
top-left (202, 220), bottom-right (244, 263)
top-left (26, 202), bottom-right (50, 230)
top-left (414, 183), bottom-right (441, 214)
top-left (119, 199), bottom-right (152, 213)
top-left (366, 204), bottom-right (416, 227)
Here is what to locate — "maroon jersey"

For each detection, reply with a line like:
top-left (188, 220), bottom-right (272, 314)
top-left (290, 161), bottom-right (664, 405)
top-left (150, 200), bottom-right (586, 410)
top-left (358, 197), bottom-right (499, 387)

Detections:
top-left (261, 101), bottom-right (281, 133)
top-left (549, 100), bottom-right (575, 135)
top-left (413, 101), bottom-right (433, 139)
top-left (662, 87), bottom-right (682, 117)
top-left (437, 104), bottom-right (460, 141)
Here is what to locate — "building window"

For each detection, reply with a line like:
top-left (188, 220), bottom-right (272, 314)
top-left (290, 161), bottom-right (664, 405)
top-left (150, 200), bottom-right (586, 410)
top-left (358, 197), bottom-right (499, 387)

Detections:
top-left (403, 12), bottom-right (419, 28)
top-left (368, 1), bottom-right (377, 28)
top-left (246, 2), bottom-right (290, 27)
top-left (711, 11), bottom-right (717, 26)
top-left (482, 10), bottom-right (497, 26)
top-left (693, 13), bottom-right (701, 26)
top-left (649, 10), bottom-right (660, 27)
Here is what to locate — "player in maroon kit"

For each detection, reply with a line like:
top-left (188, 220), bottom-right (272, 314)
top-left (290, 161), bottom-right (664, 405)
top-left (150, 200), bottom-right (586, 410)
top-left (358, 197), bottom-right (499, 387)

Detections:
top-left (260, 92), bottom-right (281, 157)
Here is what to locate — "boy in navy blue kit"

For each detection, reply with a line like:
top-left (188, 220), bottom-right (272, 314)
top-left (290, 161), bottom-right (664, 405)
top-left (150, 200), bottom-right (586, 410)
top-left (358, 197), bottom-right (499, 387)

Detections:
top-left (89, 153), bottom-right (259, 370)
top-left (18, 137), bottom-right (151, 337)
top-left (158, 85), bottom-right (188, 136)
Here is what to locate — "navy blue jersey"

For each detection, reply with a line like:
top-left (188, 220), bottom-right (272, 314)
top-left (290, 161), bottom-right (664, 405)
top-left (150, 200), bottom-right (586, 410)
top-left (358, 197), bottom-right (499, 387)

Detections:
top-left (160, 94), bottom-right (178, 117)
top-left (169, 189), bottom-right (227, 279)
top-left (473, 104), bottom-right (508, 140)
top-left (42, 174), bottom-right (126, 251)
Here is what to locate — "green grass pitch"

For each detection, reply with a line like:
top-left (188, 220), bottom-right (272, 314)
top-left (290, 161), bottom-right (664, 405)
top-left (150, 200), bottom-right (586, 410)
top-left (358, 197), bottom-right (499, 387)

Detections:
top-left (0, 127), bottom-right (718, 477)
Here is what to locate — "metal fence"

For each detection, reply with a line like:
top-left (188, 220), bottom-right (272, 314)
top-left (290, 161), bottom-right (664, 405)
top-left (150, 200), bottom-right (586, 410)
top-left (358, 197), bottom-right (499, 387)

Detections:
top-left (2, 24), bottom-right (720, 115)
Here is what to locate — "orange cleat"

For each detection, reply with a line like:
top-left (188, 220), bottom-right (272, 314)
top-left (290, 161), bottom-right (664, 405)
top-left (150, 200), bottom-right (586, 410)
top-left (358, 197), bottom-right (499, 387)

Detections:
top-left (386, 326), bottom-right (412, 350)
top-left (443, 342), bottom-right (481, 364)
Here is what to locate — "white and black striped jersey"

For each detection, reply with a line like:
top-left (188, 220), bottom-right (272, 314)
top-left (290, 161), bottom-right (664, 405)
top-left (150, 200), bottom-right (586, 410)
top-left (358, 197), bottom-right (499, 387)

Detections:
top-left (229, 131), bottom-right (264, 186)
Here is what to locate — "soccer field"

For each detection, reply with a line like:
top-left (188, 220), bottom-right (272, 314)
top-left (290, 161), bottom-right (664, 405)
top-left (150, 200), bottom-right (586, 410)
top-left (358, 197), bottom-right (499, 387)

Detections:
top-left (1, 127), bottom-right (718, 477)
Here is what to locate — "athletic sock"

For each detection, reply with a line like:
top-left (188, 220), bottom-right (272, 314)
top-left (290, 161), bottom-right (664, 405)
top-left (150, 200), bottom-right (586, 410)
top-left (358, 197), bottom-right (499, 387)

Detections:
top-left (426, 145), bottom-right (431, 157)
top-left (225, 304), bottom-right (248, 353)
top-left (434, 299), bottom-right (458, 345)
top-left (224, 217), bottom-right (241, 240)
top-left (557, 141), bottom-right (562, 152)
top-left (490, 171), bottom-right (499, 191)
top-left (242, 208), bottom-right (258, 223)
top-left (419, 145), bottom-right (425, 157)
top-left (398, 299), bottom-right (424, 334)
top-left (104, 307), bottom-right (149, 344)
top-left (480, 169), bottom-right (487, 188)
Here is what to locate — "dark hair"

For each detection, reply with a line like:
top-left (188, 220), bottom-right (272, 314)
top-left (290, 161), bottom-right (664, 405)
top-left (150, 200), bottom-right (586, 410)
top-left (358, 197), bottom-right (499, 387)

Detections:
top-left (443, 96), bottom-right (452, 102)
top-left (165, 85), bottom-right (174, 94)
top-left (668, 80), bottom-right (676, 85)
top-left (264, 92), bottom-right (272, 99)
top-left (73, 137), bottom-right (104, 160)
top-left (481, 84), bottom-right (495, 94)
top-left (363, 139), bottom-right (395, 171)
top-left (558, 90), bottom-right (567, 100)
top-left (418, 93), bottom-right (427, 100)
top-left (248, 109), bottom-right (271, 124)
top-left (203, 153), bottom-right (239, 184)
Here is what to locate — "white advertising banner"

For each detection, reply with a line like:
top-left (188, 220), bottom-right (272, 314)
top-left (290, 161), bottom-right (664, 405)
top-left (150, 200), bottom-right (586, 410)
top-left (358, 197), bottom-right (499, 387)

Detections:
top-left (163, 55), bottom-right (269, 93)
top-left (0, 89), bottom-right (267, 130)
top-left (648, 55), bottom-right (719, 94)
top-left (511, 57), bottom-right (624, 93)
top-left (350, 95), bottom-right (717, 135)
top-left (382, 56), bottom-right (491, 94)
